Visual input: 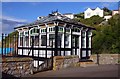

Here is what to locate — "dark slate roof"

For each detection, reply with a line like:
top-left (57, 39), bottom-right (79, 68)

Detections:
top-left (14, 11), bottom-right (95, 30)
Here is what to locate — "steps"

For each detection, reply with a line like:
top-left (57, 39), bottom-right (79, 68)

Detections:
top-left (79, 60), bottom-right (98, 67)
top-left (33, 58), bottom-right (52, 73)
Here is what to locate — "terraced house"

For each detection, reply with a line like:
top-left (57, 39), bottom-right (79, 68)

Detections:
top-left (14, 11), bottom-right (95, 67)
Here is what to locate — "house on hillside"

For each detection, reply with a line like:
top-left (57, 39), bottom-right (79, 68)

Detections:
top-left (84, 7), bottom-right (104, 19)
top-left (104, 15), bottom-right (112, 21)
top-left (14, 11), bottom-right (95, 67)
top-left (63, 13), bottom-right (74, 19)
top-left (112, 10), bottom-right (119, 15)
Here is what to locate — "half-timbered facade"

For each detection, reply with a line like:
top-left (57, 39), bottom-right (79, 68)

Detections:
top-left (15, 11), bottom-right (95, 67)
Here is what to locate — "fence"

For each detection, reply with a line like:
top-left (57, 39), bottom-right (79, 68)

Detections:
top-left (1, 33), bottom-right (18, 57)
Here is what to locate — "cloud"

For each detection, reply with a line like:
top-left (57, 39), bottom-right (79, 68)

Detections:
top-left (0, 15), bottom-right (28, 34)
top-left (100, 2), bottom-right (118, 8)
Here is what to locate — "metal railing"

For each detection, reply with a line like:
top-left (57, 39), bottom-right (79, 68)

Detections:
top-left (1, 33), bottom-right (18, 57)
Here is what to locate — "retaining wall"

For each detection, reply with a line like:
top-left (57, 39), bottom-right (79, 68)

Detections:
top-left (2, 57), bottom-right (33, 77)
top-left (90, 54), bottom-right (119, 64)
top-left (53, 55), bottom-right (80, 70)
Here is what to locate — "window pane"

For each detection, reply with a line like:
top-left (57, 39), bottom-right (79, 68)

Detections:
top-left (20, 37), bottom-right (23, 46)
top-left (25, 36), bottom-right (29, 46)
top-left (41, 35), bottom-right (46, 46)
top-left (49, 34), bottom-right (55, 47)
top-left (34, 36), bottom-right (39, 46)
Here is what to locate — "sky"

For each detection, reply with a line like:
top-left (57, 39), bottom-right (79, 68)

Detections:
top-left (1, 2), bottom-right (119, 34)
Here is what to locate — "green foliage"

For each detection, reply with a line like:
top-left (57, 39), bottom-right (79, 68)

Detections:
top-left (93, 14), bottom-right (120, 54)
top-left (75, 12), bottom-right (120, 54)
top-left (103, 7), bottom-right (112, 16)
top-left (74, 15), bottom-right (104, 27)
top-left (74, 12), bottom-right (84, 19)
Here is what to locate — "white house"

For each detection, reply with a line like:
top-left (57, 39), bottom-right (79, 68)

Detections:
top-left (104, 15), bottom-right (112, 21)
top-left (63, 13), bottom-right (74, 19)
top-left (112, 10), bottom-right (119, 15)
top-left (84, 7), bottom-right (104, 19)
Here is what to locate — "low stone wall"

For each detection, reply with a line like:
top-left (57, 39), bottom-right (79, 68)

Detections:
top-left (2, 57), bottom-right (33, 77)
top-left (53, 55), bottom-right (80, 70)
top-left (90, 54), bottom-right (119, 64)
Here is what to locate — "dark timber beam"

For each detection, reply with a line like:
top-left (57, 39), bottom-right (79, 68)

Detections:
top-left (80, 30), bottom-right (83, 59)
top-left (45, 26), bottom-right (47, 58)
top-left (2, 33), bottom-right (3, 56)
top-left (64, 26), bottom-right (66, 56)
top-left (22, 34), bottom-right (23, 56)
top-left (54, 26), bottom-right (58, 56)
top-left (71, 26), bottom-right (73, 55)
top-left (86, 30), bottom-right (88, 59)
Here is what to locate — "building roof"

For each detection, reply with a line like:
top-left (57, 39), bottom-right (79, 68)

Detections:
top-left (14, 11), bottom-right (95, 30)
top-left (112, 10), bottom-right (119, 11)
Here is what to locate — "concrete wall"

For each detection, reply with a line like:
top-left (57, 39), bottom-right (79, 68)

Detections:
top-left (53, 55), bottom-right (80, 70)
top-left (90, 54), bottom-right (119, 64)
top-left (2, 57), bottom-right (33, 77)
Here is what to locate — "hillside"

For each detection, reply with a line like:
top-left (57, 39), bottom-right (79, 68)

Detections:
top-left (74, 14), bottom-right (120, 54)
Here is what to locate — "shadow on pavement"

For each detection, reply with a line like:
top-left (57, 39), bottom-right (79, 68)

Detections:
top-left (2, 72), bottom-right (20, 79)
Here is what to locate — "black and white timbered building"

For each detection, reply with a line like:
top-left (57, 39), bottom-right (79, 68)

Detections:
top-left (15, 11), bottom-right (95, 67)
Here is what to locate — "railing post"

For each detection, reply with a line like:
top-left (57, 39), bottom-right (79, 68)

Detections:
top-left (5, 34), bottom-right (6, 56)
top-left (71, 27), bottom-right (73, 55)
top-left (32, 37), bottom-right (34, 57)
top-left (45, 27), bottom-right (47, 58)
top-left (17, 33), bottom-right (18, 56)
top-left (64, 27), bottom-right (66, 56)
top-left (60, 40), bottom-right (61, 56)
top-left (2, 33), bottom-right (4, 56)
top-left (51, 39), bottom-right (54, 69)
top-left (75, 36), bottom-right (77, 55)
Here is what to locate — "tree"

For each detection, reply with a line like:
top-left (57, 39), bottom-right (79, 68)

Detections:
top-left (74, 12), bottom-right (84, 19)
top-left (92, 14), bottom-right (120, 54)
top-left (103, 7), bottom-right (112, 16)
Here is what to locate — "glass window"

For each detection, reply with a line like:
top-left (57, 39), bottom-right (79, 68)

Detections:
top-left (20, 32), bottom-right (23, 37)
top-left (82, 37), bottom-right (86, 48)
top-left (88, 31), bottom-right (92, 36)
top-left (82, 31), bottom-right (85, 37)
top-left (49, 27), bottom-right (55, 32)
top-left (58, 27), bottom-right (63, 32)
top-left (30, 28), bottom-right (39, 34)
top-left (30, 36), bottom-right (39, 46)
top-left (65, 34), bottom-right (69, 46)
top-left (49, 34), bottom-right (55, 47)
top-left (73, 28), bottom-right (80, 32)
top-left (51, 28), bottom-right (52, 31)
top-left (25, 31), bottom-right (28, 35)
top-left (41, 35), bottom-right (47, 46)
top-left (20, 37), bottom-right (23, 46)
top-left (72, 35), bottom-right (79, 47)
top-left (87, 13), bottom-right (90, 16)
top-left (34, 36), bottom-right (39, 46)
top-left (66, 28), bottom-right (70, 32)
top-left (25, 36), bottom-right (29, 46)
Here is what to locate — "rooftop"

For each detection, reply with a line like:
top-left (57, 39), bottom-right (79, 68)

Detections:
top-left (15, 11), bottom-right (95, 30)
